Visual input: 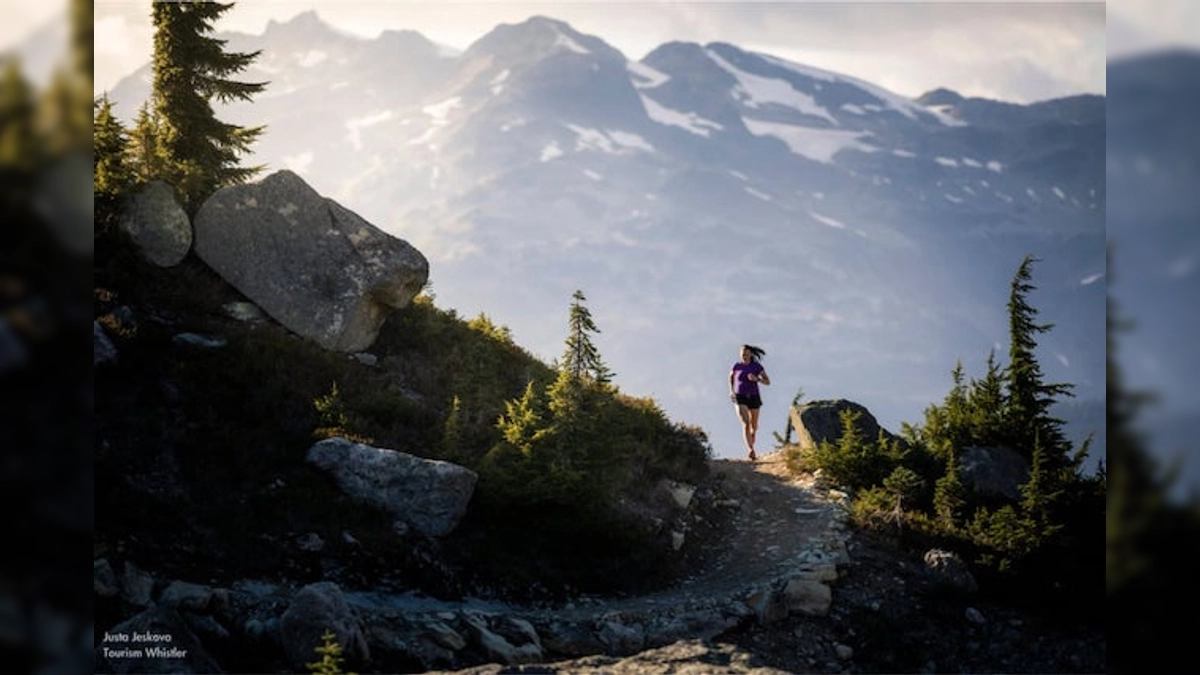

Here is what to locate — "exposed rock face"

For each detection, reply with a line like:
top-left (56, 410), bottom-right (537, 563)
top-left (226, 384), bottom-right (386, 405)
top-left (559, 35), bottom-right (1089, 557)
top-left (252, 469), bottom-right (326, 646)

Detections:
top-left (193, 170), bottom-right (429, 352)
top-left (118, 180), bottom-right (192, 267)
top-left (958, 446), bottom-right (1030, 501)
top-left (279, 581), bottom-right (370, 671)
top-left (306, 437), bottom-right (478, 536)
top-left (790, 399), bottom-right (895, 450)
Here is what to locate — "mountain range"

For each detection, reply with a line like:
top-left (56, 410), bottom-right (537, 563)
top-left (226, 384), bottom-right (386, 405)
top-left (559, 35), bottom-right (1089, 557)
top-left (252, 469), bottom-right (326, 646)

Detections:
top-left (105, 11), bottom-right (1107, 461)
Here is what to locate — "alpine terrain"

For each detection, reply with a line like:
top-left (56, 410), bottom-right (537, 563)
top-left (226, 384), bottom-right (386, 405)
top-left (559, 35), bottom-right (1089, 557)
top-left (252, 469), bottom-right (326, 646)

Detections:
top-left (105, 11), bottom-right (1106, 463)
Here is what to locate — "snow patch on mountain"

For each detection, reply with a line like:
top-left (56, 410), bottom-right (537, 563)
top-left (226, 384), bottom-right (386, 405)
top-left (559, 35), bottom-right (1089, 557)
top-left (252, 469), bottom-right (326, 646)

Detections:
top-left (706, 49), bottom-right (838, 125)
top-left (743, 118), bottom-right (875, 163)
top-left (490, 69), bottom-right (510, 95)
top-left (640, 94), bottom-right (723, 137)
top-left (757, 51), bottom-right (959, 125)
top-left (554, 30), bottom-right (590, 55)
top-left (568, 124), bottom-right (655, 154)
top-left (627, 61), bottom-right (670, 89)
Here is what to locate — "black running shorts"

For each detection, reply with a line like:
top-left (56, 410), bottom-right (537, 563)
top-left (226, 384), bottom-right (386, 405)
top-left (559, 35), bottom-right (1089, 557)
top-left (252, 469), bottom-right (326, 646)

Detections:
top-left (735, 393), bottom-right (762, 409)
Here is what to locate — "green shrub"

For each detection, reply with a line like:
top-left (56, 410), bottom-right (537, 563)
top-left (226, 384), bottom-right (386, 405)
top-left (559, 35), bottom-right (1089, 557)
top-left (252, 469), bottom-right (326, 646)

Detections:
top-left (806, 409), bottom-right (898, 490)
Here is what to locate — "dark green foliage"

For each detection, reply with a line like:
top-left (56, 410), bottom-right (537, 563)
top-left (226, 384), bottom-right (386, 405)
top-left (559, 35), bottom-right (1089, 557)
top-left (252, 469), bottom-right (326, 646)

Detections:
top-left (128, 101), bottom-right (169, 185)
top-left (0, 59), bottom-right (38, 171)
top-left (561, 289), bottom-right (614, 384)
top-left (378, 294), bottom-right (555, 458)
top-left (794, 255), bottom-right (1104, 614)
top-left (482, 301), bottom-right (709, 515)
top-left (93, 94), bottom-right (133, 235)
top-left (883, 466), bottom-right (926, 509)
top-left (93, 95), bottom-right (132, 194)
top-left (804, 408), bottom-right (909, 489)
top-left (466, 293), bottom-right (709, 594)
top-left (38, 65), bottom-right (91, 157)
top-left (149, 1), bottom-right (267, 211)
top-left (933, 452), bottom-right (968, 530)
top-left (967, 351), bottom-right (1007, 446)
top-left (1004, 255), bottom-right (1074, 464)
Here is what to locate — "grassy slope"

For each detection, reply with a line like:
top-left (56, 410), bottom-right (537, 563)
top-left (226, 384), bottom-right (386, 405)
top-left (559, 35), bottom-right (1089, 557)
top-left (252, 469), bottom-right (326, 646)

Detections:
top-left (95, 238), bottom-right (709, 607)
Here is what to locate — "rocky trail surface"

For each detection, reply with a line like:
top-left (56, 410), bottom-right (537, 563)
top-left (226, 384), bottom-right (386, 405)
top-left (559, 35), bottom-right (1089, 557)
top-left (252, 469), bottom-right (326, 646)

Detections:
top-left (422, 451), bottom-right (1106, 674)
top-left (96, 450), bottom-right (1103, 674)
top-left (548, 453), bottom-right (851, 620)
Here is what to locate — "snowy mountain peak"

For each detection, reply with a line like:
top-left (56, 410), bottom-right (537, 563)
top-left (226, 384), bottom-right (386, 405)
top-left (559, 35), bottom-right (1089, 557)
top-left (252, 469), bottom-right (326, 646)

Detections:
top-left (464, 15), bottom-right (621, 66)
top-left (263, 9), bottom-right (350, 42)
top-left (103, 14), bottom-right (1107, 460)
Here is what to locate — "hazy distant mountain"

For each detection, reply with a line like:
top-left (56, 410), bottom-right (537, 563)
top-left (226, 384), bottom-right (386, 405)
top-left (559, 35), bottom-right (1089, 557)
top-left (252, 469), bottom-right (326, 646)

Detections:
top-left (1104, 49), bottom-right (1200, 491)
top-left (5, 10), bottom-right (68, 87)
top-left (107, 12), bottom-right (1107, 460)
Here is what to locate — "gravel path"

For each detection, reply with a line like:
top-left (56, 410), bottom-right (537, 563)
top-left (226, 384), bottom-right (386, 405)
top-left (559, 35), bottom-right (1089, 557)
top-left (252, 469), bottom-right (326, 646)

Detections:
top-left (545, 450), bottom-right (851, 623)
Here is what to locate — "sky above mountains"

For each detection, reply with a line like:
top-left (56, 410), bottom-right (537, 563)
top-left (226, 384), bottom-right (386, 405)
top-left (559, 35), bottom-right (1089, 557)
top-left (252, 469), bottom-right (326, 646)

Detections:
top-left (85, 0), bottom-right (1116, 105)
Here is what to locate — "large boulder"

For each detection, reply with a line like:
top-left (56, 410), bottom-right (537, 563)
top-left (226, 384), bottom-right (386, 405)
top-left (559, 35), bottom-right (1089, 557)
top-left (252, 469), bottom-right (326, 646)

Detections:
top-left (306, 437), bottom-right (478, 536)
top-left (279, 582), bottom-right (370, 671)
top-left (193, 170), bottom-right (429, 352)
top-left (118, 180), bottom-right (192, 267)
top-left (789, 399), bottom-right (895, 449)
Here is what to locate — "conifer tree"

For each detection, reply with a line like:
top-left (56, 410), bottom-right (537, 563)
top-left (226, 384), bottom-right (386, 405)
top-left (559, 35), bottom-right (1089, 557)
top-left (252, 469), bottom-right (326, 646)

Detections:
top-left (94, 96), bottom-right (132, 195)
top-left (128, 102), bottom-right (167, 184)
top-left (94, 95), bottom-right (134, 231)
top-left (933, 450), bottom-right (968, 529)
top-left (943, 360), bottom-right (971, 449)
top-left (1004, 255), bottom-right (1073, 464)
top-left (1019, 432), bottom-right (1063, 540)
top-left (497, 381), bottom-right (545, 452)
top-left (150, 1), bottom-right (267, 211)
top-left (38, 66), bottom-right (91, 156)
top-left (0, 59), bottom-right (38, 171)
top-left (968, 350), bottom-right (1006, 446)
top-left (70, 0), bottom-right (91, 81)
top-left (561, 289), bottom-right (614, 384)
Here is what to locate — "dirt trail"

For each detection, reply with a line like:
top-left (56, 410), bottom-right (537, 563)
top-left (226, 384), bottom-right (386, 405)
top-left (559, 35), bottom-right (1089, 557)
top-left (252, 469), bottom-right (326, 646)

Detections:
top-left (554, 449), bottom-right (849, 620)
top-left (677, 452), bottom-right (846, 586)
